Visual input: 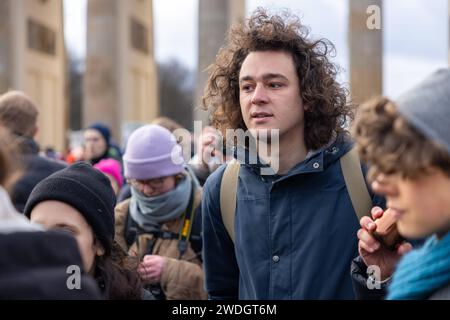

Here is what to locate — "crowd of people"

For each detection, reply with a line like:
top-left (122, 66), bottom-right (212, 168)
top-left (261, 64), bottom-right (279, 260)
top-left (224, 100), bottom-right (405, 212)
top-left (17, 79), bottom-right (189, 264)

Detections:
top-left (1, 8), bottom-right (450, 300)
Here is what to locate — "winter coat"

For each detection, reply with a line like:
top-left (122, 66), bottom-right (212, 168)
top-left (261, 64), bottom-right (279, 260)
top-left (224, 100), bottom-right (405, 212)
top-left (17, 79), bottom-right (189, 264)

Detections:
top-left (202, 136), bottom-right (385, 299)
top-left (114, 187), bottom-right (207, 300)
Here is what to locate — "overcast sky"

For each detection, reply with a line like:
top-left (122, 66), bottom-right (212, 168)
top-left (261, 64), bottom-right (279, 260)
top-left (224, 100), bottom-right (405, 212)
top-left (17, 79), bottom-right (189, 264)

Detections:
top-left (63, 0), bottom-right (449, 99)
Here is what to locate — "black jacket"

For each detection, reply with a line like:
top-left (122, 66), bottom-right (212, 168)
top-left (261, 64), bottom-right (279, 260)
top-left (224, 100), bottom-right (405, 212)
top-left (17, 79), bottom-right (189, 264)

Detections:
top-left (0, 230), bottom-right (101, 299)
top-left (351, 255), bottom-right (389, 300)
top-left (12, 138), bottom-right (66, 212)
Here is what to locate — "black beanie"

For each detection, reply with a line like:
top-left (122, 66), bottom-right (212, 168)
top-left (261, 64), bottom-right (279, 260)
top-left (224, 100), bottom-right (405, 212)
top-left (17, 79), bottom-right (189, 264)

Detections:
top-left (24, 162), bottom-right (116, 254)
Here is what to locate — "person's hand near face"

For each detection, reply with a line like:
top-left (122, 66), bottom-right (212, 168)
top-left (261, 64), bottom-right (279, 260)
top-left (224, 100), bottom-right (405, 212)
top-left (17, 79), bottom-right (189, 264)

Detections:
top-left (197, 126), bottom-right (222, 167)
top-left (357, 206), bottom-right (413, 281)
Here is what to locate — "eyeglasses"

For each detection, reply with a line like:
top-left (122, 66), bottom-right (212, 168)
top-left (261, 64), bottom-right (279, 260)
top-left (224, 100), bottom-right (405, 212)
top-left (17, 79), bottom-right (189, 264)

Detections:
top-left (127, 177), bottom-right (167, 190)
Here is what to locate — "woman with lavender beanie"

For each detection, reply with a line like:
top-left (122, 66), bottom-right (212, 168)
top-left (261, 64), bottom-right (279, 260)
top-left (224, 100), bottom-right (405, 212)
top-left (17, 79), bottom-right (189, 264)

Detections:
top-left (114, 124), bottom-right (206, 300)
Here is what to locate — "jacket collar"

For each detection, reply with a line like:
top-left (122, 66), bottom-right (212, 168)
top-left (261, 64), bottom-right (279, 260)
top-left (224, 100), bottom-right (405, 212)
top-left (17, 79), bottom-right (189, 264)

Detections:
top-left (15, 135), bottom-right (40, 155)
top-left (233, 132), bottom-right (353, 179)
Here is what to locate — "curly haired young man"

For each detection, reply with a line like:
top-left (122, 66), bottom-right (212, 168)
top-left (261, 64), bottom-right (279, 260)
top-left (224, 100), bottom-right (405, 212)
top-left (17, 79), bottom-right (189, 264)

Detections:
top-left (201, 9), bottom-right (383, 299)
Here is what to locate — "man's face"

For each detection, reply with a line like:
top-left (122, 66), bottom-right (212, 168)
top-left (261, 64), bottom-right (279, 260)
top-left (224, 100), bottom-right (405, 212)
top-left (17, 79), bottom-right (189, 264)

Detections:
top-left (84, 129), bottom-right (107, 160)
top-left (239, 50), bottom-right (305, 140)
top-left (372, 169), bottom-right (450, 239)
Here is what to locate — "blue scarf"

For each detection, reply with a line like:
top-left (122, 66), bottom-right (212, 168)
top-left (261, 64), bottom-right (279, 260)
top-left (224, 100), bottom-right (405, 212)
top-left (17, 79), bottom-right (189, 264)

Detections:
top-left (387, 232), bottom-right (450, 300)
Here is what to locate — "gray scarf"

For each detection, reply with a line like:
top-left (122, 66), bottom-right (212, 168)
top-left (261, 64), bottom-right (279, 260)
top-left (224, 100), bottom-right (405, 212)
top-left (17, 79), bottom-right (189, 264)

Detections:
top-left (129, 172), bottom-right (193, 232)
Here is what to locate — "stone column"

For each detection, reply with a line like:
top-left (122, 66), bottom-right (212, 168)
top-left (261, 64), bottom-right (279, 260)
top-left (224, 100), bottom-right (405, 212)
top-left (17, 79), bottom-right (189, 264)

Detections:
top-left (84, 0), bottom-right (119, 139)
top-left (85, 0), bottom-right (158, 143)
top-left (0, 0), bottom-right (67, 152)
top-left (196, 0), bottom-right (245, 124)
top-left (0, 0), bottom-right (11, 93)
top-left (348, 0), bottom-right (383, 105)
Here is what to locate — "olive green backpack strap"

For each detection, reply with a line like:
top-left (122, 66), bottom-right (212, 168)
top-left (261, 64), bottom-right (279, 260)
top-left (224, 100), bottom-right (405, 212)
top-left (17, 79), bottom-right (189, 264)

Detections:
top-left (340, 147), bottom-right (372, 220)
top-left (220, 159), bottom-right (240, 243)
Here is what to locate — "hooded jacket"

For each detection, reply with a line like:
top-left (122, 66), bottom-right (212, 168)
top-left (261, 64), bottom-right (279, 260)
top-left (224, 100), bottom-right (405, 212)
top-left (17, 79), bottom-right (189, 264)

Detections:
top-left (202, 136), bottom-right (385, 299)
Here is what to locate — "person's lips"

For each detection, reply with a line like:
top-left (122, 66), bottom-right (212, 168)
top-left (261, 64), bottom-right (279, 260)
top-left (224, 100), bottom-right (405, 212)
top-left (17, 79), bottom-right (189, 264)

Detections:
top-left (250, 111), bottom-right (274, 124)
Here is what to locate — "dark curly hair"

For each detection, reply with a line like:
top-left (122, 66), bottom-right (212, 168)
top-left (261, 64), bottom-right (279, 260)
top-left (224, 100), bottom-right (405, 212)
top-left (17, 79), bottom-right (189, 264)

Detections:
top-left (352, 96), bottom-right (450, 181)
top-left (202, 8), bottom-right (353, 151)
top-left (95, 241), bottom-right (144, 300)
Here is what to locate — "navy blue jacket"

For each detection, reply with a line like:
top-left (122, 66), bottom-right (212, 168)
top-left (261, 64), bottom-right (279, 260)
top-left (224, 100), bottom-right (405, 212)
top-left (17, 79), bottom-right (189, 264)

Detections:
top-left (202, 137), bottom-right (384, 299)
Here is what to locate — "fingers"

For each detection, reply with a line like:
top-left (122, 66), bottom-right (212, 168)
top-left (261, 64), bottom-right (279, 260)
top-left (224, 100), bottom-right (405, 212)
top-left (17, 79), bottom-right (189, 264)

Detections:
top-left (138, 263), bottom-right (158, 281)
top-left (202, 134), bottom-right (215, 146)
top-left (142, 256), bottom-right (165, 279)
top-left (140, 258), bottom-right (154, 274)
top-left (138, 264), bottom-right (149, 277)
top-left (357, 228), bottom-right (380, 253)
top-left (143, 255), bottom-right (163, 266)
top-left (359, 239), bottom-right (376, 255)
top-left (202, 126), bottom-right (216, 135)
top-left (359, 206), bottom-right (385, 232)
top-left (143, 254), bottom-right (157, 262)
top-left (360, 216), bottom-right (377, 233)
top-left (202, 135), bottom-right (217, 155)
top-left (371, 206), bottom-right (384, 220)
top-left (138, 266), bottom-right (145, 275)
top-left (203, 143), bottom-right (214, 155)
top-left (357, 207), bottom-right (388, 254)
top-left (397, 242), bottom-right (413, 255)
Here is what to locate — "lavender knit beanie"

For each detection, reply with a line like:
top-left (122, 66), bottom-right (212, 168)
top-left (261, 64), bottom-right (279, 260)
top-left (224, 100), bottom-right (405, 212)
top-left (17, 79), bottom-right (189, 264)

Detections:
top-left (123, 125), bottom-right (185, 180)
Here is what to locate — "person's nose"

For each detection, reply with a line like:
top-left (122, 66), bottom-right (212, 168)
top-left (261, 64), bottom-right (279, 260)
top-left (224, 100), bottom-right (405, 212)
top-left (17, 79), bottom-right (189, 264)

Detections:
top-left (141, 183), bottom-right (156, 196)
top-left (251, 83), bottom-right (269, 105)
top-left (371, 174), bottom-right (399, 197)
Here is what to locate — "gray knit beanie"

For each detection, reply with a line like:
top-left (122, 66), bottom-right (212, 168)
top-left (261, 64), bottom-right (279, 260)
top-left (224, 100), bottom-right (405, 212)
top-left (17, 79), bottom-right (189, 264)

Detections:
top-left (396, 68), bottom-right (450, 155)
